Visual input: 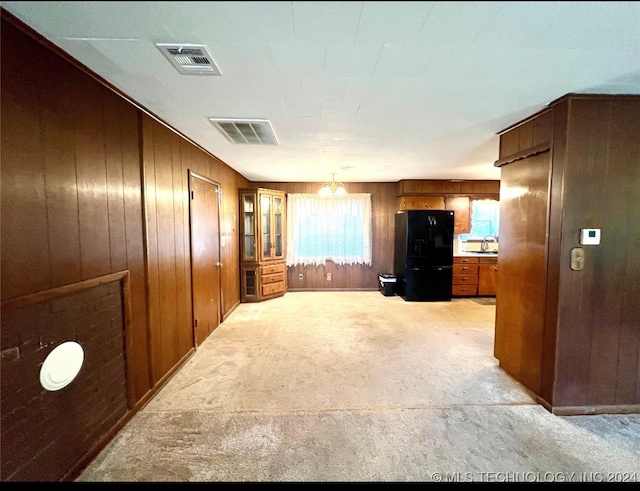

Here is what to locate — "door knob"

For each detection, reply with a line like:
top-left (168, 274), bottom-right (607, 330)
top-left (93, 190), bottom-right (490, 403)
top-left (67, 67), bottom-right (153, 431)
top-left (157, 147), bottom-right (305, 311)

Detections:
top-left (216, 262), bottom-right (223, 267)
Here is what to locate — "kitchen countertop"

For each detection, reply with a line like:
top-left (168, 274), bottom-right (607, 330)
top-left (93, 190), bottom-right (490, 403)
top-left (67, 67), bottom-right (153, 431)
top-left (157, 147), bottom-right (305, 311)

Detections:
top-left (454, 251), bottom-right (499, 257)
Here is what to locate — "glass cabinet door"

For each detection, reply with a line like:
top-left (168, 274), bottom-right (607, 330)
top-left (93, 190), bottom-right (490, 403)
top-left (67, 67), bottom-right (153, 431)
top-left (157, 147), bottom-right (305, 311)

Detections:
top-left (242, 193), bottom-right (256, 261)
top-left (260, 193), bottom-right (272, 260)
top-left (273, 195), bottom-right (283, 258)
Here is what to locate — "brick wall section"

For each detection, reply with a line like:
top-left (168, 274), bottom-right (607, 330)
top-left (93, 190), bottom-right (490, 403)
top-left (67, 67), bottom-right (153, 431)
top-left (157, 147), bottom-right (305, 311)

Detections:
top-left (1, 281), bottom-right (128, 481)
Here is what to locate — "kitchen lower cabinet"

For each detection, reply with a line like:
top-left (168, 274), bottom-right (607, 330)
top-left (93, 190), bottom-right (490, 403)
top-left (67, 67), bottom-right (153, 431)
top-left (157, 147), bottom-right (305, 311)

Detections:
top-left (478, 257), bottom-right (498, 296)
top-left (452, 257), bottom-right (479, 296)
top-left (452, 256), bottom-right (497, 297)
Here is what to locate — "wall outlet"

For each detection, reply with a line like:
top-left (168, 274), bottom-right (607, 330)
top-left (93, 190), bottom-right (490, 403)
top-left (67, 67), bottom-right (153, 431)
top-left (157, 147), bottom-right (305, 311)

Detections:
top-left (298, 273), bottom-right (304, 281)
top-left (326, 273), bottom-right (332, 281)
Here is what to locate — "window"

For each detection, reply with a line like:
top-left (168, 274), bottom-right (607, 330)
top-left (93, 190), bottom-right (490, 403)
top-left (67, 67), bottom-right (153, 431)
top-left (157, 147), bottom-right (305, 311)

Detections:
top-left (286, 193), bottom-right (372, 266)
top-left (460, 199), bottom-right (500, 241)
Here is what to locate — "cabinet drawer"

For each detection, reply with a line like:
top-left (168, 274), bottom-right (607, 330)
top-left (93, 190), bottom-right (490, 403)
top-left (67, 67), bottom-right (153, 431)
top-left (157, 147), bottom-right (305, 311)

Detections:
top-left (262, 281), bottom-right (285, 296)
top-left (478, 257), bottom-right (498, 264)
top-left (453, 264), bottom-right (478, 275)
top-left (262, 272), bottom-right (284, 285)
top-left (261, 263), bottom-right (285, 275)
top-left (453, 257), bottom-right (479, 264)
top-left (452, 285), bottom-right (478, 296)
top-left (452, 274), bottom-right (478, 285)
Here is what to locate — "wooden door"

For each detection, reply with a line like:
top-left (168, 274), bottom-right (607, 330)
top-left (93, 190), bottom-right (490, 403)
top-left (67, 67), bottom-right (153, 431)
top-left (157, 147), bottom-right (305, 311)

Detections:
top-left (494, 151), bottom-right (550, 394)
top-left (189, 172), bottom-right (221, 347)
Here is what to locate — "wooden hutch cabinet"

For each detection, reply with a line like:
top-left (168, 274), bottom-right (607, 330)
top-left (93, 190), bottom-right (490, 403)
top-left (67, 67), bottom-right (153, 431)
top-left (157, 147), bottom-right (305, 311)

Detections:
top-left (239, 188), bottom-right (287, 302)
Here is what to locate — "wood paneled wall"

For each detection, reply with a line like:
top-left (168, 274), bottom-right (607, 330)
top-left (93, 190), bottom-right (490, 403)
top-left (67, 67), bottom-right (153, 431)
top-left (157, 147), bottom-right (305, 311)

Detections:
top-left (553, 96), bottom-right (640, 410)
top-left (495, 93), bottom-right (640, 414)
top-left (1, 12), bottom-right (251, 480)
top-left (253, 182), bottom-right (397, 290)
top-left (0, 17), bottom-right (150, 402)
top-left (142, 116), bottom-right (248, 384)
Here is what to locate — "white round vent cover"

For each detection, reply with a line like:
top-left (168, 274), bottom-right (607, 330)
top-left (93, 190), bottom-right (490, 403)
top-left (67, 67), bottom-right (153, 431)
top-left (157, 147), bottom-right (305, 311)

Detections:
top-left (40, 341), bottom-right (84, 391)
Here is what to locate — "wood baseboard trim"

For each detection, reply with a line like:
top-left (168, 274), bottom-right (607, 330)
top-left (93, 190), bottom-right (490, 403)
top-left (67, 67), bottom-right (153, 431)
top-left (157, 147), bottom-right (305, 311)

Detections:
top-left (551, 404), bottom-right (640, 416)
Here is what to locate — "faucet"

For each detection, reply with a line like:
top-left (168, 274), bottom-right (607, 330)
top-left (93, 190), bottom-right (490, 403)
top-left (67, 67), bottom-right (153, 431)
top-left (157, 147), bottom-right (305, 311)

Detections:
top-left (481, 235), bottom-right (498, 252)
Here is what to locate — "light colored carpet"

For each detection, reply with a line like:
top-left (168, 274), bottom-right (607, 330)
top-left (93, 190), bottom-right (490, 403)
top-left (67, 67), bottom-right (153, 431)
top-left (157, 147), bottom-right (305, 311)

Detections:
top-left (77, 292), bottom-right (640, 482)
top-left (471, 297), bottom-right (496, 306)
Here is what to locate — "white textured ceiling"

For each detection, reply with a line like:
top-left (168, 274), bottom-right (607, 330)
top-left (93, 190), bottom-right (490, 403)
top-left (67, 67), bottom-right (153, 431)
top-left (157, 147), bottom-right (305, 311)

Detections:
top-left (3, 1), bottom-right (640, 183)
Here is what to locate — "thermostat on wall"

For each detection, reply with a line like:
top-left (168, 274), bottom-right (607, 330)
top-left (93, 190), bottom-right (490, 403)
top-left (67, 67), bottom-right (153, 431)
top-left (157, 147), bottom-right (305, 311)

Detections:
top-left (580, 228), bottom-right (600, 245)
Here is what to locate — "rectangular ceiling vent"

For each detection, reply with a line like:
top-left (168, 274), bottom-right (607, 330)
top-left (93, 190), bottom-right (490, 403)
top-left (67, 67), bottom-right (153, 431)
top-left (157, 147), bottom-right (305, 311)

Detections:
top-left (209, 118), bottom-right (279, 145)
top-left (156, 43), bottom-right (221, 75)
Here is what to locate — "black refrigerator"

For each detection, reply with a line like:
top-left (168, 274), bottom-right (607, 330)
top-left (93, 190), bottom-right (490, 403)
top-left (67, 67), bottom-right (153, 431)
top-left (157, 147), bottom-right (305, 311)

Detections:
top-left (394, 210), bottom-right (454, 301)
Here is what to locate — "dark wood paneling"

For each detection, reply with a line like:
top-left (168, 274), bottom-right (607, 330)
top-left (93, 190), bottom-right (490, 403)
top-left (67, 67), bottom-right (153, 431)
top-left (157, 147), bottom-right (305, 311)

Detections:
top-left (0, 20), bottom-right (50, 298)
top-left (142, 119), bottom-right (162, 383)
top-left (554, 97), bottom-right (640, 407)
top-left (41, 55), bottom-right (82, 287)
top-left (494, 151), bottom-right (551, 395)
top-left (143, 118), bottom-right (190, 380)
top-left (155, 126), bottom-right (180, 374)
top-left (142, 115), bottom-right (246, 377)
top-left (1, 13), bottom-right (153, 479)
top-left (167, 138), bottom-right (189, 357)
top-left (73, 76), bottom-right (112, 280)
top-left (104, 98), bottom-right (129, 274)
top-left (540, 103), bottom-right (566, 404)
top-left (220, 169), bottom-right (250, 315)
top-left (201, 150), bottom-right (247, 317)
top-left (1, 16), bottom-right (150, 403)
top-left (1, 10), bottom-right (250, 479)
top-left (498, 94), bottom-right (640, 414)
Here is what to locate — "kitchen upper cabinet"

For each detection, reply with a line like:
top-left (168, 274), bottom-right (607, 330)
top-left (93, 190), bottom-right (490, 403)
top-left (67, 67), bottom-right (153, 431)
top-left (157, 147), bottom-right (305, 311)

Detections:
top-left (397, 195), bottom-right (445, 210)
top-left (445, 196), bottom-right (470, 234)
top-left (395, 181), bottom-right (498, 233)
top-left (239, 188), bottom-right (286, 302)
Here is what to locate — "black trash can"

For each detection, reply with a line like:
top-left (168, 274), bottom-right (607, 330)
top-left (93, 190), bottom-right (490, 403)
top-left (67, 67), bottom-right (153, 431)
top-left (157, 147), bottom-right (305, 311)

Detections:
top-left (378, 274), bottom-right (396, 296)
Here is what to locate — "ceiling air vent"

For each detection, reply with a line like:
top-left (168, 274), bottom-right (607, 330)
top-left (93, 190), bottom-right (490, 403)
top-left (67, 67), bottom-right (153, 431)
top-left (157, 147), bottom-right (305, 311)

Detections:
top-left (209, 118), bottom-right (279, 145)
top-left (156, 43), bottom-right (221, 75)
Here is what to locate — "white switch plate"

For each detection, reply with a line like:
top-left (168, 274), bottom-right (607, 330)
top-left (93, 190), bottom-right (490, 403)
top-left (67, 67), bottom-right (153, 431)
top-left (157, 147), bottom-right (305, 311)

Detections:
top-left (580, 228), bottom-right (600, 245)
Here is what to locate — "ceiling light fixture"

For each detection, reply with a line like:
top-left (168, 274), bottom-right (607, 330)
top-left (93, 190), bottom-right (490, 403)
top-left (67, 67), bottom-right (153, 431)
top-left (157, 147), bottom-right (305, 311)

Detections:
top-left (319, 173), bottom-right (347, 197)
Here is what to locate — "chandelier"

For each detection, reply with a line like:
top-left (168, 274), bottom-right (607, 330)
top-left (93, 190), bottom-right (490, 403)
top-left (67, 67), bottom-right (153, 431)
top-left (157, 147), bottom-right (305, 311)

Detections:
top-left (318, 173), bottom-right (347, 196)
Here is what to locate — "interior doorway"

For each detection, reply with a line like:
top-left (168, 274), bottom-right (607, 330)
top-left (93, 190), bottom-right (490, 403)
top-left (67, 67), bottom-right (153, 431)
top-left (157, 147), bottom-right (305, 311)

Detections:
top-left (188, 171), bottom-right (222, 347)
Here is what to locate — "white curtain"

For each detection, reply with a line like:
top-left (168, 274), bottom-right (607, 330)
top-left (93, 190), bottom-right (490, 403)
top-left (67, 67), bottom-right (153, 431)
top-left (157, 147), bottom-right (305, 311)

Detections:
top-left (286, 193), bottom-right (372, 267)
